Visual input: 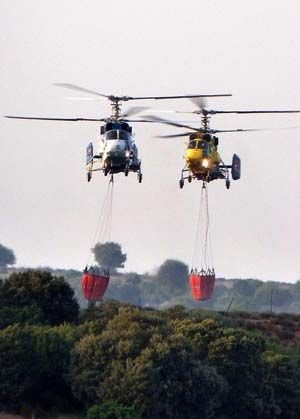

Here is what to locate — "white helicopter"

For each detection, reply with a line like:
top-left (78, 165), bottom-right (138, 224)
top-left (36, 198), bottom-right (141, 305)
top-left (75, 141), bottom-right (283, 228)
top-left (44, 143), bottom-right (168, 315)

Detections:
top-left (87, 119), bottom-right (141, 182)
top-left (5, 83), bottom-right (232, 183)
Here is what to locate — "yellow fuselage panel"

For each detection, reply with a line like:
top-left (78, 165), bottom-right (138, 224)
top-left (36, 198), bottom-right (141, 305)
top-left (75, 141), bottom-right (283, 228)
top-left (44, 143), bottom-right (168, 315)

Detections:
top-left (185, 148), bottom-right (221, 174)
top-left (185, 148), bottom-right (203, 162)
top-left (185, 149), bottom-right (205, 173)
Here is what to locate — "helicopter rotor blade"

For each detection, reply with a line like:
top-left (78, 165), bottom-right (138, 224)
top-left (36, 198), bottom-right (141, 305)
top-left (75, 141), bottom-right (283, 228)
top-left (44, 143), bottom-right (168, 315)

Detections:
top-left (174, 109), bottom-right (300, 115)
top-left (210, 128), bottom-right (261, 134)
top-left (161, 108), bottom-right (300, 116)
top-left (4, 115), bottom-right (107, 122)
top-left (128, 93), bottom-right (232, 100)
top-left (121, 106), bottom-right (149, 118)
top-left (54, 83), bottom-right (110, 99)
top-left (210, 126), bottom-right (300, 134)
top-left (65, 96), bottom-right (106, 101)
top-left (157, 132), bottom-right (192, 138)
top-left (141, 115), bottom-right (198, 131)
top-left (211, 110), bottom-right (300, 115)
top-left (54, 84), bottom-right (232, 102)
top-left (189, 96), bottom-right (207, 111)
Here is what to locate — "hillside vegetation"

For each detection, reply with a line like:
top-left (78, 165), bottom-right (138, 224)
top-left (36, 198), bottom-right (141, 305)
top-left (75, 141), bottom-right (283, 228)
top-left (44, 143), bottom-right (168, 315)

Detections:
top-left (0, 270), bottom-right (300, 419)
top-left (37, 266), bottom-right (300, 314)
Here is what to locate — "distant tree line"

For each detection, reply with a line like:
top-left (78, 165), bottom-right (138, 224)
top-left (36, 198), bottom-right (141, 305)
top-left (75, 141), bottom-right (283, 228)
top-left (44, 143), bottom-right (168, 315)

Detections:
top-left (0, 270), bottom-right (300, 418)
top-left (2, 241), bottom-right (299, 314)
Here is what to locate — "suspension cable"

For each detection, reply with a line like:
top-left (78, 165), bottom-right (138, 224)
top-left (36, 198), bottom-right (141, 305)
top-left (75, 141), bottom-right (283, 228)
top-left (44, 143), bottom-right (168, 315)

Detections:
top-left (86, 178), bottom-right (114, 266)
top-left (191, 185), bottom-right (205, 267)
top-left (201, 186), bottom-right (210, 270)
top-left (191, 181), bottom-right (213, 271)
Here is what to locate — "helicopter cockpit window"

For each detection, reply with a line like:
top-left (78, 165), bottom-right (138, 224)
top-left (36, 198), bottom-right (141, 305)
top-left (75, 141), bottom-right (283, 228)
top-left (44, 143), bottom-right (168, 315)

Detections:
top-left (119, 130), bottom-right (130, 140)
top-left (188, 140), bottom-right (197, 149)
top-left (120, 123), bottom-right (130, 132)
top-left (196, 141), bottom-right (206, 150)
top-left (106, 130), bottom-right (118, 140)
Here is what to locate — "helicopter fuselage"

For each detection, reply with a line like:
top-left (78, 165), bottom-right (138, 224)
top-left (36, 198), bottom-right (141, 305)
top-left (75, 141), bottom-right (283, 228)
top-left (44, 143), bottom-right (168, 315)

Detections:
top-left (86, 121), bottom-right (142, 181)
top-left (184, 133), bottom-right (221, 177)
top-left (98, 129), bottom-right (140, 172)
top-left (180, 132), bottom-right (240, 189)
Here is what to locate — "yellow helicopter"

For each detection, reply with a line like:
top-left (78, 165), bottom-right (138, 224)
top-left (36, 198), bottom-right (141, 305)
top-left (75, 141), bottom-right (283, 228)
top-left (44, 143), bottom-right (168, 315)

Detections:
top-left (147, 99), bottom-right (300, 189)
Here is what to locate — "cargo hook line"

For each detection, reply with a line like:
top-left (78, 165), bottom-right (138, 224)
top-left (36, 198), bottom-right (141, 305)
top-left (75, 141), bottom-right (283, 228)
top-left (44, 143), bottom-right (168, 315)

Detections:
top-left (86, 179), bottom-right (114, 265)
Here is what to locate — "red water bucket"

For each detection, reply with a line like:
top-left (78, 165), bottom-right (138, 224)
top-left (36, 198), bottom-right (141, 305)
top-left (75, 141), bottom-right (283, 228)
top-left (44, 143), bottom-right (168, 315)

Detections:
top-left (189, 270), bottom-right (215, 301)
top-left (82, 273), bottom-right (109, 301)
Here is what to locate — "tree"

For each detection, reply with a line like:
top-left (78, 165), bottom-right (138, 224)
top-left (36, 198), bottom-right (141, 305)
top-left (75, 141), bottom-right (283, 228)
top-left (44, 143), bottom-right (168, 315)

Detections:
top-left (0, 270), bottom-right (79, 325)
top-left (92, 242), bottom-right (126, 272)
top-left (0, 324), bottom-right (77, 413)
top-left (86, 402), bottom-right (140, 419)
top-left (0, 325), bottom-right (40, 407)
top-left (208, 329), bottom-right (279, 419)
top-left (0, 243), bottom-right (16, 271)
top-left (264, 351), bottom-right (300, 419)
top-left (156, 259), bottom-right (189, 295)
top-left (0, 304), bottom-right (44, 330)
top-left (96, 334), bottom-right (227, 419)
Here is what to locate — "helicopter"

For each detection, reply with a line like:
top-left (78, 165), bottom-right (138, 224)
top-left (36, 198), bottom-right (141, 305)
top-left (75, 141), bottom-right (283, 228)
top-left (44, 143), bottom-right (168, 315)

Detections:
top-left (5, 84), bottom-right (232, 183)
top-left (145, 98), bottom-right (300, 189)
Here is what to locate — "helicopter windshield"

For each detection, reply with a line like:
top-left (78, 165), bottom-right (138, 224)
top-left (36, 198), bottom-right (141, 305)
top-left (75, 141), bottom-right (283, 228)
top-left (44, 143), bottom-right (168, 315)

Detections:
top-left (188, 140), bottom-right (207, 150)
top-left (119, 130), bottom-right (130, 140)
top-left (188, 140), bottom-right (197, 149)
top-left (106, 130), bottom-right (118, 140)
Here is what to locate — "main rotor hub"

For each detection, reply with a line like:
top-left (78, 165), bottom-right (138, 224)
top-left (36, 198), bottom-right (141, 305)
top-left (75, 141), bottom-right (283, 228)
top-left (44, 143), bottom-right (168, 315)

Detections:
top-left (201, 114), bottom-right (210, 131)
top-left (110, 99), bottom-right (123, 120)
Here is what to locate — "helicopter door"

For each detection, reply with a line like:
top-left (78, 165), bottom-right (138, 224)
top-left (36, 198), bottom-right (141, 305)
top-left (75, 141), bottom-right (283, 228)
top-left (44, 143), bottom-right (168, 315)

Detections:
top-left (86, 142), bottom-right (93, 164)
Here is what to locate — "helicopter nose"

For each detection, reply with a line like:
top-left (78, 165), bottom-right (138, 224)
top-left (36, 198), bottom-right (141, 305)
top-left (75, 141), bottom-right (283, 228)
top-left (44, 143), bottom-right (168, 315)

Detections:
top-left (108, 144), bottom-right (125, 158)
top-left (186, 149), bottom-right (201, 161)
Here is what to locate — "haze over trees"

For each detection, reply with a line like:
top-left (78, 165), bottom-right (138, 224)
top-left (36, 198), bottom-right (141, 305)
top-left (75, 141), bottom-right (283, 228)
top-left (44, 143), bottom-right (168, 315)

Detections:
top-left (0, 243), bottom-right (16, 272)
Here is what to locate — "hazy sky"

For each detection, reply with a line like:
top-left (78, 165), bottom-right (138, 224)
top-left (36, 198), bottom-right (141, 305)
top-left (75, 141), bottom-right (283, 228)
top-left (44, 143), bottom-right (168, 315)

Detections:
top-left (1, 0), bottom-right (299, 282)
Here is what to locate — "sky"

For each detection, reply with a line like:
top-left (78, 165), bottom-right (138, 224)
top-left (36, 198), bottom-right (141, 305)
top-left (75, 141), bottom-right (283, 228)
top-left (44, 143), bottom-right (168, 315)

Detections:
top-left (0, 0), bottom-right (299, 282)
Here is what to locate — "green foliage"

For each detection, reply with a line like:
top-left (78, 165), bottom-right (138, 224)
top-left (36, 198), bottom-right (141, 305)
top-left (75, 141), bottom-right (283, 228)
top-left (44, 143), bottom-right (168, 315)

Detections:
top-left (264, 351), bottom-right (300, 419)
top-left (0, 243), bottom-right (16, 271)
top-left (0, 304), bottom-right (44, 329)
top-left (208, 328), bottom-right (278, 418)
top-left (1, 297), bottom-right (300, 418)
top-left (0, 325), bottom-right (40, 405)
top-left (116, 334), bottom-right (227, 419)
top-left (86, 401), bottom-right (140, 419)
top-left (0, 270), bottom-right (79, 326)
top-left (0, 323), bottom-right (79, 412)
top-left (92, 242), bottom-right (126, 271)
top-left (80, 299), bottom-right (125, 332)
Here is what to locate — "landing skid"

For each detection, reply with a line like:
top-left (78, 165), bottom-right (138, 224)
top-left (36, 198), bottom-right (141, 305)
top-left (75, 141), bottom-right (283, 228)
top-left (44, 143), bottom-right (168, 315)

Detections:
top-left (179, 165), bottom-right (230, 189)
top-left (86, 161), bottom-right (142, 183)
